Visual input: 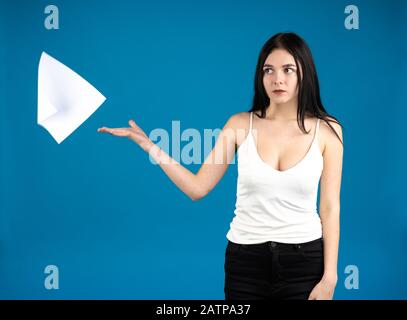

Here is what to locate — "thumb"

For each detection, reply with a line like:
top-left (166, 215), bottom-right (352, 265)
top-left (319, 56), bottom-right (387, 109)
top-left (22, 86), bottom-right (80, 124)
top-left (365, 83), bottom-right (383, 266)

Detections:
top-left (129, 119), bottom-right (138, 129)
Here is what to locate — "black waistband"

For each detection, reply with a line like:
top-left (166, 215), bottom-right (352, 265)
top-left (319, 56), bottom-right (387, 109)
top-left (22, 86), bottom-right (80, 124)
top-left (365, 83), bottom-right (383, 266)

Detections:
top-left (230, 237), bottom-right (323, 250)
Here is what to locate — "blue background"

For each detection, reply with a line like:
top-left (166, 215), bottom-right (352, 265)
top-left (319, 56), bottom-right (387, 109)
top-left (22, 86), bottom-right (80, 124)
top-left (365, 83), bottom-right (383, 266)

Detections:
top-left (0, 0), bottom-right (406, 299)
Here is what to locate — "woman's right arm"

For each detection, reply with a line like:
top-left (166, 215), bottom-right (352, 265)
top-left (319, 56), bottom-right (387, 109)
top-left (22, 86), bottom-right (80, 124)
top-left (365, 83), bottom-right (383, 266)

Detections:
top-left (98, 113), bottom-right (246, 201)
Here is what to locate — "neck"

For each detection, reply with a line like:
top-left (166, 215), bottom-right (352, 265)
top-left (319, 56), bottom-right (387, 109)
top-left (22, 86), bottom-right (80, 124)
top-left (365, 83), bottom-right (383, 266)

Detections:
top-left (263, 98), bottom-right (300, 120)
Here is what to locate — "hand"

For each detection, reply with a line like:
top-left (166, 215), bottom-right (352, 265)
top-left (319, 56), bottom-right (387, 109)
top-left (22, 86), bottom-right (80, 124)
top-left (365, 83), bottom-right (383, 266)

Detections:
top-left (308, 275), bottom-right (337, 300)
top-left (98, 119), bottom-right (153, 152)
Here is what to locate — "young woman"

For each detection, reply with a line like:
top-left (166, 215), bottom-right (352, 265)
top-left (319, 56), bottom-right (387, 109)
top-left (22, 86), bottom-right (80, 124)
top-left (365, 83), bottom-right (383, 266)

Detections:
top-left (98, 32), bottom-right (344, 300)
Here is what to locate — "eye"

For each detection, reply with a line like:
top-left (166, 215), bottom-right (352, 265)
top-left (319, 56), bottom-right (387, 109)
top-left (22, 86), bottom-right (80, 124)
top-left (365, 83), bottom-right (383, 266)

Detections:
top-left (263, 68), bottom-right (273, 74)
top-left (285, 68), bottom-right (295, 74)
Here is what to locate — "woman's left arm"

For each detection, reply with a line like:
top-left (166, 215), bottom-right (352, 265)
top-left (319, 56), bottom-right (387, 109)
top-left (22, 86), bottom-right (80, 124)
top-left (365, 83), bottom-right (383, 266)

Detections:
top-left (308, 119), bottom-right (344, 300)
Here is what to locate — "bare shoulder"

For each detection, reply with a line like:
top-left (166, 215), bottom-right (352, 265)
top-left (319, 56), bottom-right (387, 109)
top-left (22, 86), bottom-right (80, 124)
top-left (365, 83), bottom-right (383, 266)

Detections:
top-left (224, 112), bottom-right (251, 146)
top-left (227, 111), bottom-right (250, 125)
top-left (319, 116), bottom-right (344, 153)
top-left (225, 111), bottom-right (251, 131)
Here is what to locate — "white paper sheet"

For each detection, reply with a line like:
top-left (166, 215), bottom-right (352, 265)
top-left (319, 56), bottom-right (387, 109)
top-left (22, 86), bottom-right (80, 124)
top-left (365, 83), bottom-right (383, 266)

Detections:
top-left (37, 51), bottom-right (106, 144)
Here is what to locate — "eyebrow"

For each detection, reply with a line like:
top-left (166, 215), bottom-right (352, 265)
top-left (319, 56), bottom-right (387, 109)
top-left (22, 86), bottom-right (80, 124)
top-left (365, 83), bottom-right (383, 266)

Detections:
top-left (263, 64), bottom-right (297, 68)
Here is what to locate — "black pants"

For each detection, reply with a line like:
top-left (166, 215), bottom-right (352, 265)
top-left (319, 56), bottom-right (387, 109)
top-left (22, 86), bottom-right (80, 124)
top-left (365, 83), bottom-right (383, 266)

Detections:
top-left (224, 237), bottom-right (324, 300)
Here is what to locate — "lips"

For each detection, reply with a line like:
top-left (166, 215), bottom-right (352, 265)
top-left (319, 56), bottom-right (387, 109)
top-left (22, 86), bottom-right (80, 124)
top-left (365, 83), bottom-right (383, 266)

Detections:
top-left (273, 89), bottom-right (286, 93)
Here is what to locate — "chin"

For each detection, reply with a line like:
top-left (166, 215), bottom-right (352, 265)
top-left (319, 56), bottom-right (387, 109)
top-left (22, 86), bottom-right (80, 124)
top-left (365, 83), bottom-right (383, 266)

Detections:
top-left (271, 98), bottom-right (290, 104)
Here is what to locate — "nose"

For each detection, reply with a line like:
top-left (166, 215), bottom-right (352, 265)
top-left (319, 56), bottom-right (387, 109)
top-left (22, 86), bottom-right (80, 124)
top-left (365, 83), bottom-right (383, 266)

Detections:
top-left (273, 70), bottom-right (284, 85)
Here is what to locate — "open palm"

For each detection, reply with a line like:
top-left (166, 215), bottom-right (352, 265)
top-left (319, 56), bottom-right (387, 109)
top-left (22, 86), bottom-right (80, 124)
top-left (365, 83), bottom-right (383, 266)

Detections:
top-left (98, 120), bottom-right (152, 151)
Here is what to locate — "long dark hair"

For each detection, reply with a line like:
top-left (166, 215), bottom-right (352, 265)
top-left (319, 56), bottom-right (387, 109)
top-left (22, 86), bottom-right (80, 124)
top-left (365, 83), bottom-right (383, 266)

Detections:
top-left (249, 32), bottom-right (343, 145)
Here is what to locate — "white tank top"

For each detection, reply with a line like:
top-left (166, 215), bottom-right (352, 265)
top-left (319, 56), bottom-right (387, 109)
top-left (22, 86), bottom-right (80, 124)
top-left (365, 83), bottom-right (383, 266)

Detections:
top-left (226, 111), bottom-right (323, 244)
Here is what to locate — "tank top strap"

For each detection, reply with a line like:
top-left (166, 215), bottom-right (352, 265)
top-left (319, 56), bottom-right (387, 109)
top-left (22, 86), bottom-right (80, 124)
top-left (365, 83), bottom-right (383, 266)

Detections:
top-left (315, 118), bottom-right (321, 137)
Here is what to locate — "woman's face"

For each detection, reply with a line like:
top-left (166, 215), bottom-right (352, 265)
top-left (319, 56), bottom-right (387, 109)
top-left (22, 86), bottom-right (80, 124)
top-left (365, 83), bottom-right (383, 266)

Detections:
top-left (262, 48), bottom-right (301, 105)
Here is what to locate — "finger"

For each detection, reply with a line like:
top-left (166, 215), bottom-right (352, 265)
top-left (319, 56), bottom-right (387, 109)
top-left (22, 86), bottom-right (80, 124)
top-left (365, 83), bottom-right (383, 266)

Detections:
top-left (98, 127), bottom-right (116, 134)
top-left (108, 128), bottom-right (122, 135)
top-left (98, 127), bottom-right (116, 135)
top-left (98, 127), bottom-right (109, 132)
top-left (112, 128), bottom-right (130, 137)
top-left (129, 119), bottom-right (140, 129)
